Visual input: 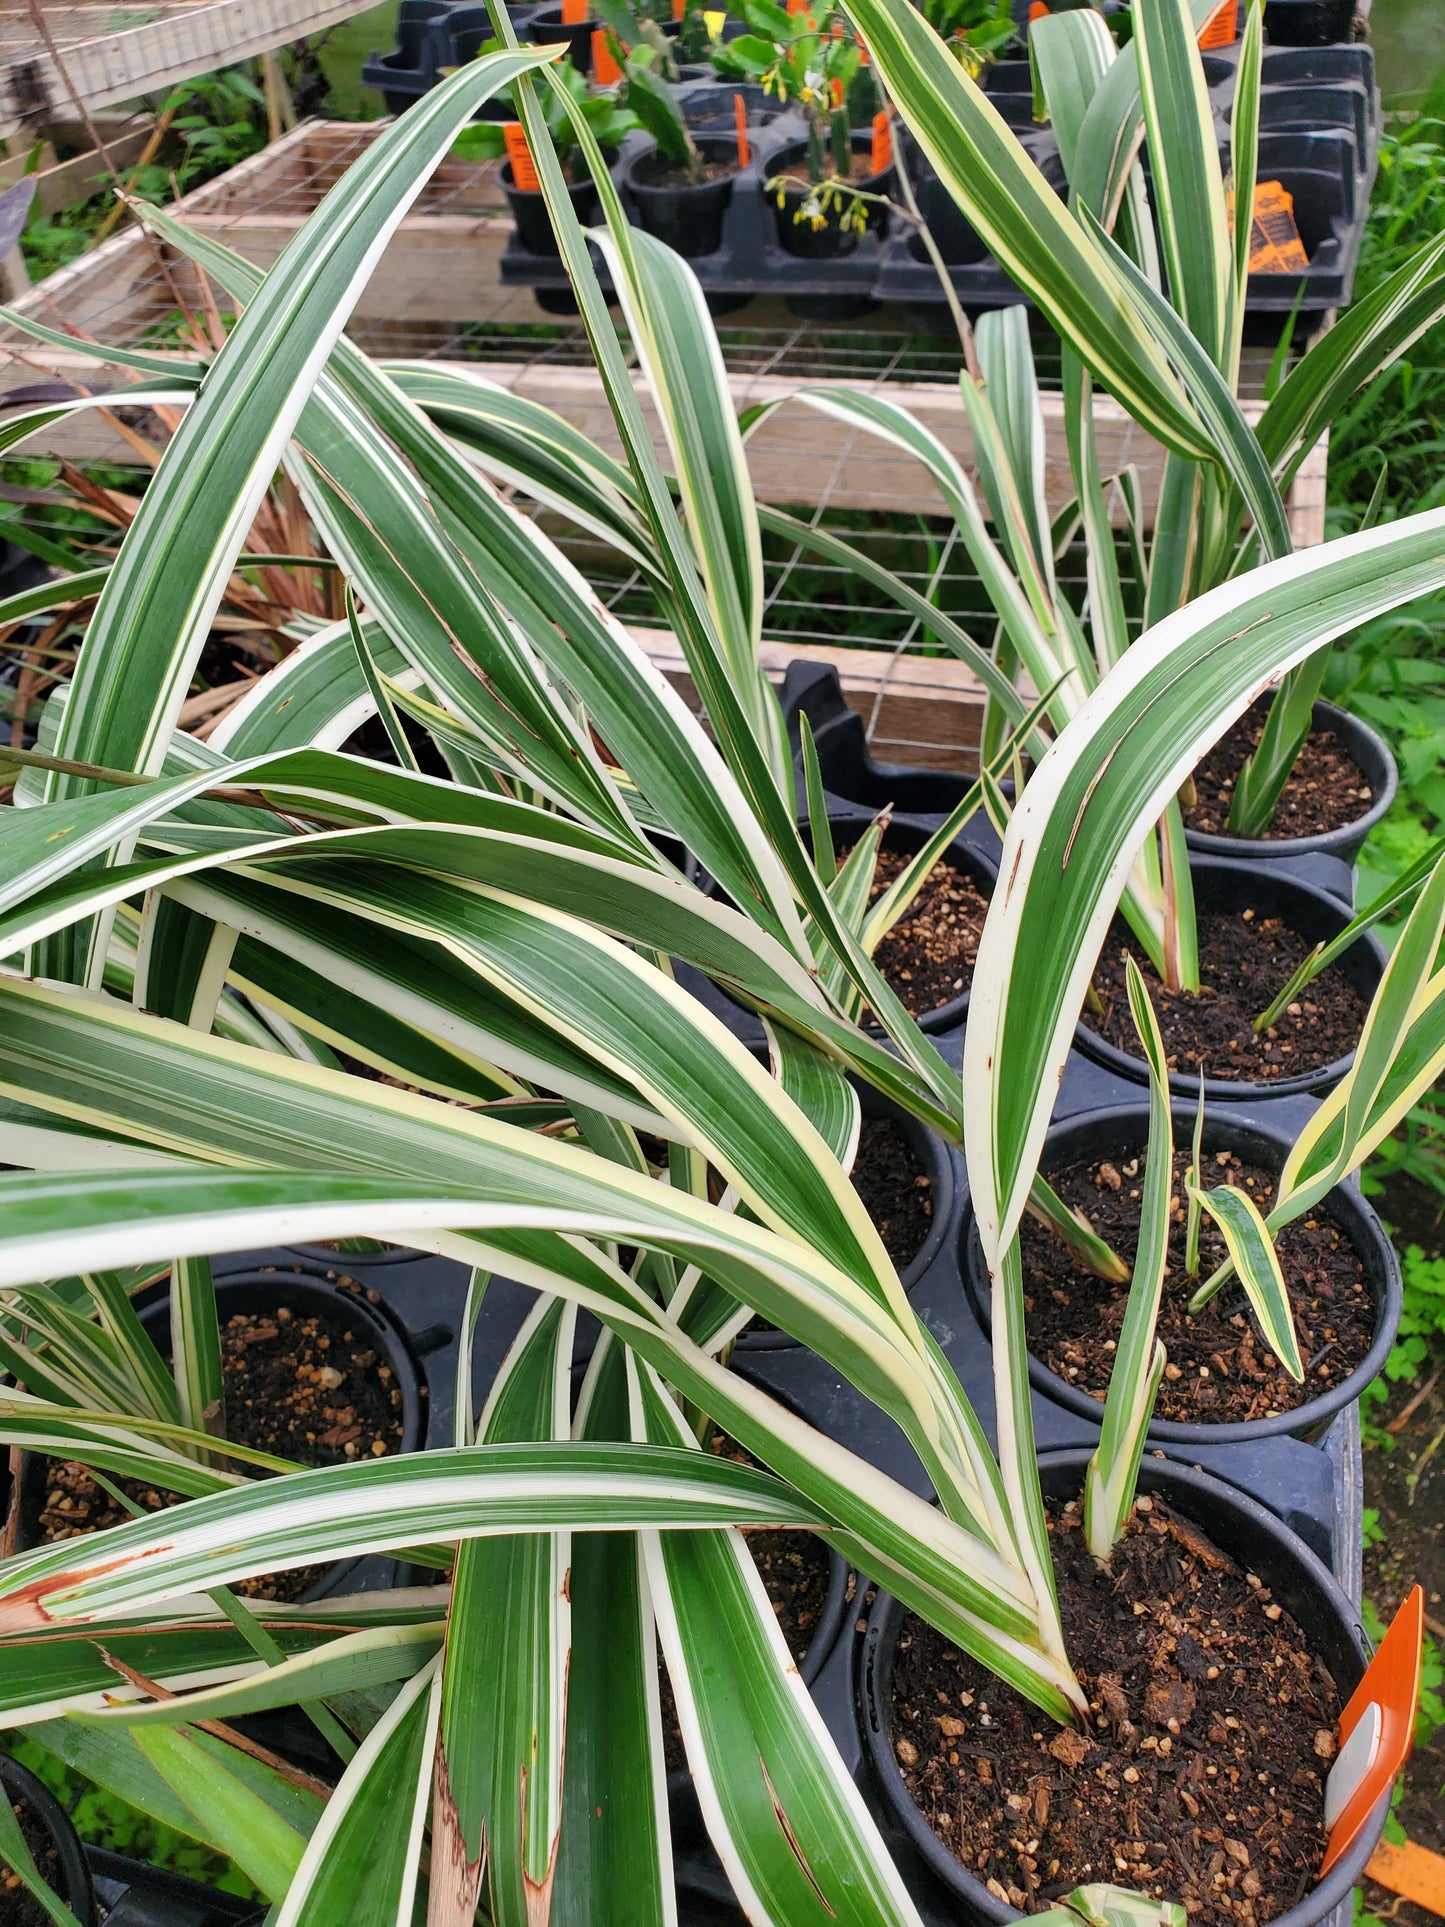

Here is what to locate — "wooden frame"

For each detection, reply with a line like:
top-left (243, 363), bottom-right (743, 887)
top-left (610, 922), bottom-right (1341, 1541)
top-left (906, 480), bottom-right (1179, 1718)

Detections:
top-left (0, 2), bottom-right (381, 143)
top-left (0, 120), bottom-right (1333, 773)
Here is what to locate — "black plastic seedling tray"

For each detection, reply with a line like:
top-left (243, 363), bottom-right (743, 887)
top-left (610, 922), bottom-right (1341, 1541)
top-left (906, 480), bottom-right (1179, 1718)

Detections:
top-left (364, 0), bottom-right (1378, 330)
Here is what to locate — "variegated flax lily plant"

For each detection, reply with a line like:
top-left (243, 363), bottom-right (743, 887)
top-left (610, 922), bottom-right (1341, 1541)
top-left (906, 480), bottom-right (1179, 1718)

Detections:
top-left (0, 20), bottom-right (1441, 1927)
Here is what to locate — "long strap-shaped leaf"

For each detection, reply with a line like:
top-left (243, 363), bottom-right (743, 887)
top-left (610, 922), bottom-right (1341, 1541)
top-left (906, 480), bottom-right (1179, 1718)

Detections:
top-left (434, 1298), bottom-right (574, 1927)
top-left (275, 1658), bottom-right (440, 1927)
top-left (0, 1444), bottom-right (820, 1630)
top-left (838, 0), bottom-right (1210, 458)
top-left (1131, 0), bottom-right (1231, 370)
top-left (964, 506), bottom-right (1445, 1264)
top-left (0, 1163), bottom-right (1074, 1708)
top-left (34, 50), bottom-right (554, 980)
top-left (634, 1361), bottom-right (927, 1926)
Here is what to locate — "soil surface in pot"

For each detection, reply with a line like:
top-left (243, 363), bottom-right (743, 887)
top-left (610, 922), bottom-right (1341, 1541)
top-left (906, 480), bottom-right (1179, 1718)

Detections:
top-left (1018, 1147), bottom-right (1375, 1423)
top-left (659, 1427), bottom-right (840, 1771)
top-left (2, 1794), bottom-right (68, 1927)
top-left (842, 843), bottom-right (992, 1018)
top-left (744, 1114), bottom-right (932, 1333)
top-left (1184, 702), bottom-right (1375, 839)
top-left (1090, 912), bottom-right (1368, 1082)
top-left (888, 1496), bottom-right (1340, 1924)
top-left (631, 151), bottom-right (739, 188)
top-left (32, 1297), bottom-right (404, 1601)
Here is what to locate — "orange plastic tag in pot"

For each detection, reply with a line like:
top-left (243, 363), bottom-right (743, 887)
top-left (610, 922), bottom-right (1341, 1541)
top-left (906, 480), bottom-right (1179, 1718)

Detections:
top-left (1320, 1586), bottom-right (1424, 1876)
top-left (592, 28), bottom-right (622, 82)
top-left (562, 0), bottom-right (588, 23)
top-left (673, 0), bottom-right (685, 19)
top-left (734, 93), bottom-right (751, 169)
top-left (503, 122), bottom-right (541, 192)
top-left (1028, 2), bottom-right (1048, 20)
top-left (870, 109), bottom-right (892, 176)
top-left (1248, 179), bottom-right (1309, 273)
top-left (1199, 0), bottom-right (1238, 47)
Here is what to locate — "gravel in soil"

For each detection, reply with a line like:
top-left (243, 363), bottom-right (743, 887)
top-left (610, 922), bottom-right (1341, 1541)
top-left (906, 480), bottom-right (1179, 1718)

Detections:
top-left (2, 1796), bottom-right (69, 1927)
top-left (851, 844), bottom-right (992, 1019)
top-left (889, 1496), bottom-right (1340, 1925)
top-left (33, 1296), bottom-right (404, 1602)
top-left (851, 1114), bottom-right (934, 1270)
top-left (1019, 1147), bottom-right (1375, 1424)
top-left (1185, 704), bottom-right (1375, 840)
top-left (1090, 912), bottom-right (1368, 1083)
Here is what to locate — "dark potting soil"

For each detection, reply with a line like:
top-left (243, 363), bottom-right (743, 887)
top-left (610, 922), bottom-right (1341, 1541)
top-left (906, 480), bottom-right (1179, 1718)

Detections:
top-left (631, 151), bottom-right (738, 189)
top-left (2, 1795), bottom-right (68, 1927)
top-left (34, 1299), bottom-right (404, 1602)
top-left (843, 843), bottom-right (992, 1018)
top-left (1090, 913), bottom-right (1368, 1082)
top-left (744, 1115), bottom-right (932, 1334)
top-left (852, 1114), bottom-right (934, 1269)
top-left (889, 1497), bottom-right (1340, 1925)
top-left (1018, 1148), bottom-right (1375, 1424)
top-left (1185, 705), bottom-right (1374, 840)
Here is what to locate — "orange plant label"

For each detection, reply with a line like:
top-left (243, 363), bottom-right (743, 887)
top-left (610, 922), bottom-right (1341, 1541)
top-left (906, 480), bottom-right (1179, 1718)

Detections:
top-left (1320, 1588), bottom-right (1424, 1876)
top-left (1248, 179), bottom-right (1310, 273)
top-left (503, 122), bottom-right (541, 192)
top-left (1028, 1), bottom-right (1048, 20)
top-left (592, 28), bottom-right (622, 82)
top-left (870, 109), bottom-right (892, 176)
top-left (734, 93), bottom-right (751, 169)
top-left (673, 0), bottom-right (685, 18)
top-left (562, 0), bottom-right (588, 23)
top-left (1198, 0), bottom-right (1238, 45)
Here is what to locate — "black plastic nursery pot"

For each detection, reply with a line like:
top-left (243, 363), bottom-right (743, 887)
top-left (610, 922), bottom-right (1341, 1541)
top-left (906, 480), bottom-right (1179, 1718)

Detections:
top-left (960, 1102), bottom-right (1402, 1446)
top-left (526, 3), bottom-right (596, 69)
top-left (16, 1269), bottom-right (428, 1605)
top-left (830, 810), bottom-right (998, 1038)
top-left (86, 1849), bottom-right (264, 1927)
top-left (1184, 697), bottom-right (1396, 871)
top-left (1072, 856), bottom-right (1388, 1104)
top-left (857, 1452), bottom-right (1387, 1927)
top-left (768, 138), bottom-right (894, 262)
top-left (1263, 0), bottom-right (1356, 44)
top-left (0, 1754), bottom-right (98, 1926)
top-left (501, 159), bottom-right (602, 257)
top-left (734, 1082), bottom-right (956, 1352)
top-left (702, 809), bottom-right (996, 1039)
top-left (624, 138), bottom-right (740, 258)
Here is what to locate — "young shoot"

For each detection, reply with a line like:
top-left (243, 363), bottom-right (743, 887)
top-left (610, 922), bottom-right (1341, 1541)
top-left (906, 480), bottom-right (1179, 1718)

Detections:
top-left (1083, 956), bottom-right (1172, 1563)
top-left (1183, 1073), bottom-right (1206, 1280)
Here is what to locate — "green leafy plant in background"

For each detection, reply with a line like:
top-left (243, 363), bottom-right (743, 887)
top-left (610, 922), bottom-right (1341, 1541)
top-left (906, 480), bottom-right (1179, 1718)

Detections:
top-left (5, 1735), bottom-right (257, 1898)
top-left (19, 69), bottom-right (269, 283)
top-left (450, 55), bottom-right (640, 176)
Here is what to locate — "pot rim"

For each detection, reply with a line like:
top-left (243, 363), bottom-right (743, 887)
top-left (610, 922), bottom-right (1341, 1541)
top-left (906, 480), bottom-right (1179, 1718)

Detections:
top-left (624, 134), bottom-right (744, 197)
top-left (858, 1450), bottom-right (1387, 1927)
top-left (0, 1753), bottom-right (99, 1926)
top-left (959, 1100), bottom-right (1403, 1445)
top-left (1072, 855), bottom-right (1388, 1102)
top-left (1183, 698), bottom-right (1398, 862)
